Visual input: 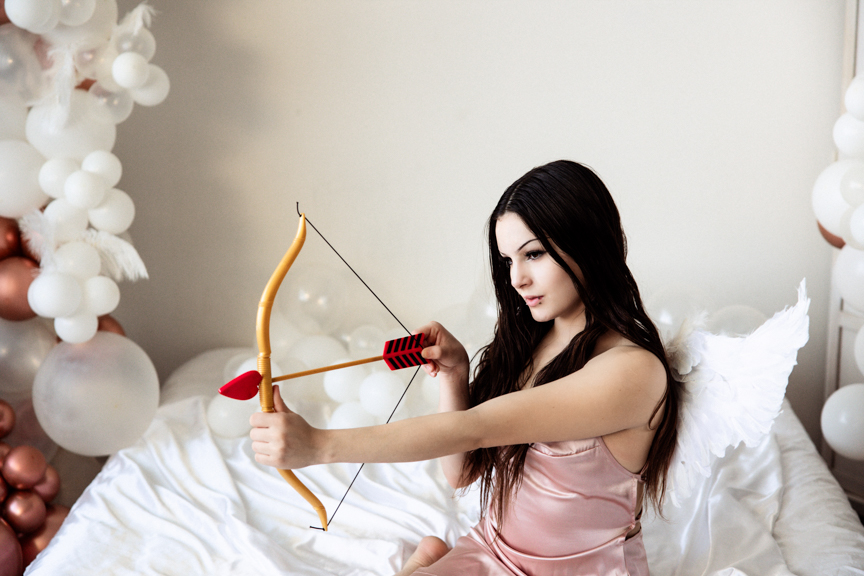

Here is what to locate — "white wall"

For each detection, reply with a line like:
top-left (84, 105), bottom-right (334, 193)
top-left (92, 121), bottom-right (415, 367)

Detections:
top-left (112, 0), bottom-right (844, 444)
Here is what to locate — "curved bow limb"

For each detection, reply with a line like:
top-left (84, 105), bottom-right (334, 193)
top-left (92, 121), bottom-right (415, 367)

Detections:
top-left (256, 213), bottom-right (329, 531)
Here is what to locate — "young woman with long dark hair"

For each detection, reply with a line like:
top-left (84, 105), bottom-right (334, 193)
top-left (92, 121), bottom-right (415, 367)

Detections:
top-left (251, 160), bottom-right (679, 575)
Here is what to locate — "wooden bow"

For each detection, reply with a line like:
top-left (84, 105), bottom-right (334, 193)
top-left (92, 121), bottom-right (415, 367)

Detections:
top-left (256, 213), bottom-right (329, 531)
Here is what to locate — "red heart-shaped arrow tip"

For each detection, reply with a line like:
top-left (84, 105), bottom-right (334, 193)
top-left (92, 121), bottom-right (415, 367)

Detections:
top-left (219, 370), bottom-right (263, 400)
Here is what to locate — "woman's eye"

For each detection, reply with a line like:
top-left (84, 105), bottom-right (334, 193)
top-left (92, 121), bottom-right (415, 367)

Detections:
top-left (500, 257), bottom-right (512, 267)
top-left (526, 250), bottom-right (545, 261)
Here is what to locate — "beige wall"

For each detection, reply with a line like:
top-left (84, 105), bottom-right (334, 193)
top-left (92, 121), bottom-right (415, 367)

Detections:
top-left (112, 1), bottom-right (844, 444)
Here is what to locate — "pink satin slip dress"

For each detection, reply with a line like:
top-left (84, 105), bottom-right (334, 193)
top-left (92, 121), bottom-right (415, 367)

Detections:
top-left (416, 436), bottom-right (649, 576)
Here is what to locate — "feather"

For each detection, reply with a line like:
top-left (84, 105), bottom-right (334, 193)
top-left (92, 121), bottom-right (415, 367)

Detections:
top-left (117, 3), bottom-right (156, 36)
top-left (18, 210), bottom-right (56, 268)
top-left (665, 280), bottom-right (809, 507)
top-left (81, 230), bottom-right (149, 281)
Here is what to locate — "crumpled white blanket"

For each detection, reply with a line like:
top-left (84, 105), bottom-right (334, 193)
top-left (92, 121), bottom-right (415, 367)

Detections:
top-left (24, 350), bottom-right (864, 576)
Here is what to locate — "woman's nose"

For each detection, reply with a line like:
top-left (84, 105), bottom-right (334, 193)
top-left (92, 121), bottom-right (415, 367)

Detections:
top-left (510, 262), bottom-right (529, 289)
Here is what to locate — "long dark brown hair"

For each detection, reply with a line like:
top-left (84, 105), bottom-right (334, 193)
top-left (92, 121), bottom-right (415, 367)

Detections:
top-left (461, 160), bottom-right (679, 530)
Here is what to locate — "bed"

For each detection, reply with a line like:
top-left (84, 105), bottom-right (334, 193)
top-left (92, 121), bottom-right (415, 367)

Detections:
top-left (23, 346), bottom-right (864, 576)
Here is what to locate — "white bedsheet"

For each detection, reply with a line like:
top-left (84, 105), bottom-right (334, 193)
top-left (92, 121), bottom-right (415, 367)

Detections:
top-left (25, 349), bottom-right (864, 575)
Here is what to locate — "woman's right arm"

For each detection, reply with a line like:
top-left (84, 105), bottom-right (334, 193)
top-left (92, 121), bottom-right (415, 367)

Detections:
top-left (417, 322), bottom-right (479, 490)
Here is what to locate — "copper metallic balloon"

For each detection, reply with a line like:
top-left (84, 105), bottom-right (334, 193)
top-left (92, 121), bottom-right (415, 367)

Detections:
top-left (0, 218), bottom-right (22, 261)
top-left (0, 401), bottom-right (14, 439)
top-left (20, 504), bottom-right (68, 567)
top-left (0, 476), bottom-right (7, 504)
top-left (97, 314), bottom-right (126, 336)
top-left (2, 490), bottom-right (45, 534)
top-left (0, 257), bottom-right (38, 321)
top-left (1, 446), bottom-right (47, 490)
top-left (0, 518), bottom-right (23, 576)
top-left (31, 465), bottom-right (59, 503)
top-left (818, 221), bottom-right (845, 249)
top-left (0, 443), bottom-right (10, 466)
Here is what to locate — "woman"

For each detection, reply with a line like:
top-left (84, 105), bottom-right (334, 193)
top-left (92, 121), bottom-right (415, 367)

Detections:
top-left (251, 160), bottom-right (679, 575)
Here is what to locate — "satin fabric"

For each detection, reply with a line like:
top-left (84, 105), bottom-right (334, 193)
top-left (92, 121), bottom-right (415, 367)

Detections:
top-left (24, 349), bottom-right (864, 575)
top-left (417, 437), bottom-right (648, 576)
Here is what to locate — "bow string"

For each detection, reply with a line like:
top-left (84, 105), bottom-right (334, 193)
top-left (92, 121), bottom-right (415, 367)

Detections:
top-left (259, 204), bottom-right (422, 531)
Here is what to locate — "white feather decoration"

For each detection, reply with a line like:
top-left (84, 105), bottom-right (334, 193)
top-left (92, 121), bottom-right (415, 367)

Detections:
top-left (81, 229), bottom-right (149, 281)
top-left (18, 210), bottom-right (55, 269)
top-left (665, 280), bottom-right (810, 507)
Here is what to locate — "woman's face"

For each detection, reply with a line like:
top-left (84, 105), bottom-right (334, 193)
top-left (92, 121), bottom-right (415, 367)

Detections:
top-left (495, 212), bottom-right (585, 328)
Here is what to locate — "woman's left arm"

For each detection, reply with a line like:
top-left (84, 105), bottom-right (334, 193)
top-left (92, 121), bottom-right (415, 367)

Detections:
top-left (250, 346), bottom-right (666, 470)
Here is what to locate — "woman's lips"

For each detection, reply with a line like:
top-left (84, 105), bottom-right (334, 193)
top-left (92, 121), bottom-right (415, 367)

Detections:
top-left (524, 296), bottom-right (542, 307)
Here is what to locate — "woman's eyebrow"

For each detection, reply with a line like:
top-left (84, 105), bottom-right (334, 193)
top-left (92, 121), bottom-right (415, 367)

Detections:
top-left (500, 238), bottom-right (541, 258)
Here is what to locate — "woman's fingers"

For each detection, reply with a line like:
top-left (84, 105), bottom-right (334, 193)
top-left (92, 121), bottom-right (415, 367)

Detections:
top-left (273, 385), bottom-right (290, 413)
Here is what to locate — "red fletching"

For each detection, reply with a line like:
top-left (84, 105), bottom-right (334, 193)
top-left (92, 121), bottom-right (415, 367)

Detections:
top-left (382, 334), bottom-right (427, 370)
top-left (219, 370), bottom-right (262, 400)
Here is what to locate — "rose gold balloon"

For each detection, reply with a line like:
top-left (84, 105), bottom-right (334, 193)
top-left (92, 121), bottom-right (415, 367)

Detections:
top-left (0, 257), bottom-right (37, 321)
top-left (97, 314), bottom-right (126, 336)
top-left (19, 504), bottom-right (68, 567)
top-left (0, 401), bottom-right (14, 439)
top-left (2, 491), bottom-right (45, 534)
top-left (0, 518), bottom-right (23, 576)
top-left (0, 443), bottom-right (10, 466)
top-left (818, 221), bottom-right (846, 249)
top-left (32, 466), bottom-right (59, 504)
top-left (1, 446), bottom-right (47, 490)
top-left (0, 218), bottom-right (21, 261)
top-left (0, 477), bottom-right (7, 504)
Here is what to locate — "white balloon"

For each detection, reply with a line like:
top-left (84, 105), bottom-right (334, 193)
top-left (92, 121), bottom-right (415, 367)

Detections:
top-left (854, 327), bottom-right (864, 377)
top-left (4, 0), bottom-right (55, 32)
top-left (82, 275), bottom-right (120, 316)
top-left (834, 113), bottom-right (864, 159)
top-left (821, 383), bottom-right (864, 460)
top-left (268, 311), bottom-right (303, 363)
top-left (88, 82), bottom-right (134, 124)
top-left (74, 41), bottom-right (119, 88)
top-left (41, 0), bottom-right (116, 46)
top-left (645, 285), bottom-right (712, 344)
top-left (129, 64), bottom-right (169, 106)
top-left (323, 359), bottom-right (368, 402)
top-left (329, 401), bottom-right (376, 430)
top-left (206, 393), bottom-right (258, 438)
top-left (849, 204), bottom-right (864, 246)
top-left (0, 317), bottom-right (57, 397)
top-left (0, 25), bottom-right (47, 104)
top-left (112, 51), bottom-right (149, 89)
top-left (82, 150), bottom-right (121, 187)
top-left (839, 160), bottom-right (864, 207)
top-left (44, 198), bottom-right (89, 242)
top-left (0, 140), bottom-right (49, 218)
top-left (846, 76), bottom-right (864, 121)
top-left (26, 90), bottom-right (116, 161)
top-left (32, 332), bottom-right (159, 456)
top-left (54, 312), bottom-right (98, 343)
top-left (26, 1), bottom-right (61, 34)
top-left (287, 335), bottom-right (347, 370)
top-left (704, 305), bottom-right (767, 337)
top-left (39, 157), bottom-right (79, 198)
top-left (87, 188), bottom-right (134, 234)
top-left (834, 245), bottom-right (864, 312)
top-left (0, 95), bottom-right (27, 140)
top-left (55, 240), bottom-right (101, 280)
top-left (812, 159), bottom-right (859, 237)
top-left (59, 0), bottom-right (96, 26)
top-left (235, 356), bottom-right (282, 380)
top-left (64, 169), bottom-right (108, 209)
top-left (115, 27), bottom-right (156, 61)
top-left (359, 371), bottom-right (404, 418)
top-left (348, 324), bottom-right (385, 359)
top-left (27, 271), bottom-right (82, 318)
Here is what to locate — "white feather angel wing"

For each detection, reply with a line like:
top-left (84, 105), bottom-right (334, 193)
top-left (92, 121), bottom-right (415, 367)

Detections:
top-left (665, 280), bottom-right (810, 507)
